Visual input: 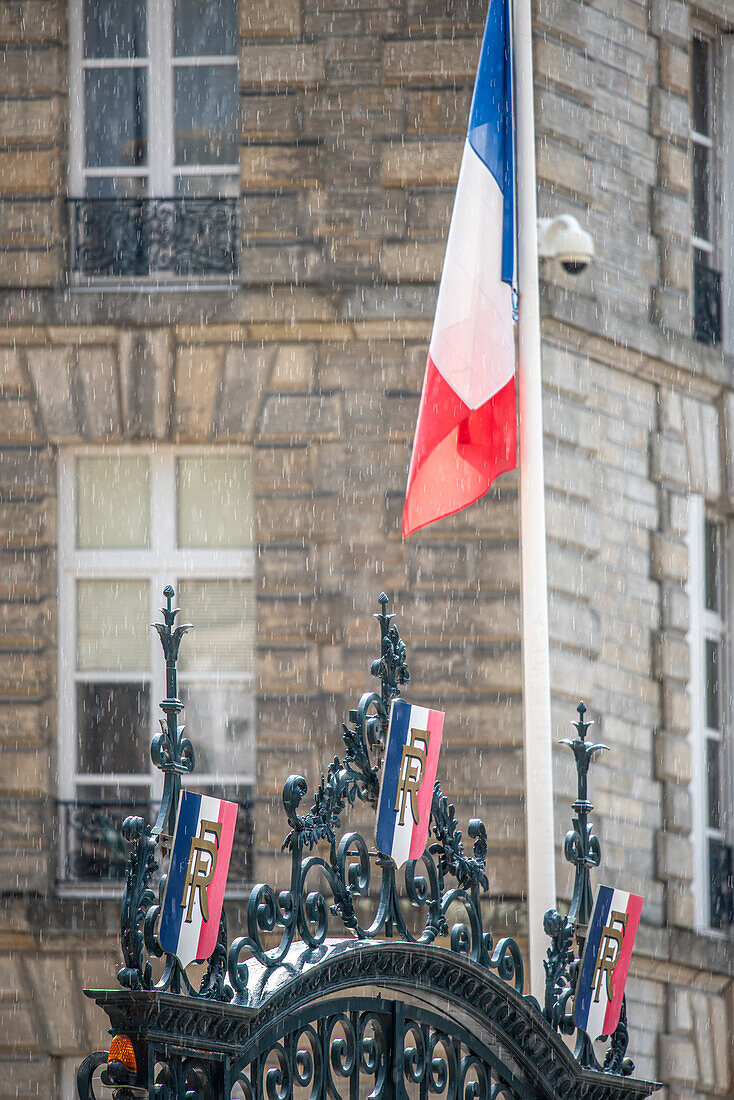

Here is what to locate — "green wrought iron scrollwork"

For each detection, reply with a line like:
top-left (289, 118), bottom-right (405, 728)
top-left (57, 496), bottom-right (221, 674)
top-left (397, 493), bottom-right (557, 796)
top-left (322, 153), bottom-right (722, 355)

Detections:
top-left (226, 593), bottom-right (524, 998)
top-left (371, 590), bottom-right (410, 727)
top-left (118, 589), bottom-right (523, 1004)
top-left (541, 908), bottom-right (575, 1032)
top-left (282, 592), bottom-right (410, 855)
top-left (543, 702), bottom-right (635, 1076)
top-left (114, 587), bottom-right (634, 1081)
top-left (117, 815), bottom-right (158, 990)
top-left (118, 586), bottom-right (231, 999)
top-left (430, 783), bottom-right (489, 892)
top-left (150, 585), bottom-right (194, 839)
top-left (223, 1003), bottom-right (522, 1100)
top-left (561, 702), bottom-right (607, 927)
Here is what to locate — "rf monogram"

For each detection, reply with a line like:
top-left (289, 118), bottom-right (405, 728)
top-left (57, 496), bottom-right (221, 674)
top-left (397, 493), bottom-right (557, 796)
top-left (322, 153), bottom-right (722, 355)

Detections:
top-left (180, 819), bottom-right (222, 923)
top-left (591, 910), bottom-right (628, 1003)
top-left (394, 727), bottom-right (430, 827)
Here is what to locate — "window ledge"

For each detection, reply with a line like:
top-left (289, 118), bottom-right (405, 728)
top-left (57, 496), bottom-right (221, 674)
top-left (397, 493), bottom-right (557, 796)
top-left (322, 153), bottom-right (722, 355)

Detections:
top-left (68, 277), bottom-right (239, 294)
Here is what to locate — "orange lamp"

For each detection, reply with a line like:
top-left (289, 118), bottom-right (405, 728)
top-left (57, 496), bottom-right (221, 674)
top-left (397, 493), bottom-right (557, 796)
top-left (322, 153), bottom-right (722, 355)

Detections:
top-left (107, 1034), bottom-right (137, 1074)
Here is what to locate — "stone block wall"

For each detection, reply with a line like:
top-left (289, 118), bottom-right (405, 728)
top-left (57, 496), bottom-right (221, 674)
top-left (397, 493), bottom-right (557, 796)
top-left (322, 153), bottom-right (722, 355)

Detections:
top-left (0, 2), bottom-right (65, 288)
top-left (0, 0), bottom-right (732, 1096)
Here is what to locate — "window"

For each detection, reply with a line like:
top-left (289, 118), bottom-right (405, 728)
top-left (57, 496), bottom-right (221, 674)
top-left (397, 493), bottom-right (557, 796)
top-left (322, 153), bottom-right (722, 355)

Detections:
top-left (57, 448), bottom-right (255, 891)
top-left (68, 0), bottom-right (239, 281)
top-left (691, 34), bottom-right (722, 345)
top-left (687, 497), bottom-right (733, 930)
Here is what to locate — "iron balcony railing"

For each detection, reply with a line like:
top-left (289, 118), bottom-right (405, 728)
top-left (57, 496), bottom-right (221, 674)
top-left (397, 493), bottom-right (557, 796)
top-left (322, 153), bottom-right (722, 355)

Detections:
top-left (693, 260), bottom-right (722, 345)
top-left (57, 796), bottom-right (254, 887)
top-left (67, 197), bottom-right (238, 280)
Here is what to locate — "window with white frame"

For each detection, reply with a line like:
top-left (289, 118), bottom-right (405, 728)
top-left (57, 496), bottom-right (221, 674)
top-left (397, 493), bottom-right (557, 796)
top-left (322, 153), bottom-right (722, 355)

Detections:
top-left (69, 0), bottom-right (238, 199)
top-left (687, 497), bottom-right (733, 930)
top-left (58, 448), bottom-right (255, 889)
top-left (67, 0), bottom-right (239, 280)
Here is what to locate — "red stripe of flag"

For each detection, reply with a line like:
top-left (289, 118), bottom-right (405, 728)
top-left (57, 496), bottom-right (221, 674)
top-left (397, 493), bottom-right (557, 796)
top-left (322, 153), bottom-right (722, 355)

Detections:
top-left (403, 360), bottom-right (516, 536)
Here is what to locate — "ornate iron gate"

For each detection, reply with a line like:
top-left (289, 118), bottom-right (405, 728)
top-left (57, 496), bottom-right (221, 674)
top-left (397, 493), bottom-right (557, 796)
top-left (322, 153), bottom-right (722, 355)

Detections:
top-left (76, 590), bottom-right (659, 1100)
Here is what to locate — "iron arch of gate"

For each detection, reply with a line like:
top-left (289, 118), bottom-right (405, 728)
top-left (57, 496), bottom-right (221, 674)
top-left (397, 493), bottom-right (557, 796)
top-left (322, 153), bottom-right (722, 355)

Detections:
top-left (81, 941), bottom-right (657, 1100)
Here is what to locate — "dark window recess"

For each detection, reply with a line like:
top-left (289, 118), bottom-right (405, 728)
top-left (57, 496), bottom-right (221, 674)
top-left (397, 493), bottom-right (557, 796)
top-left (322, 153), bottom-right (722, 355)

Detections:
top-left (67, 197), bottom-right (238, 278)
top-left (694, 260), bottom-right (722, 344)
top-left (709, 838), bottom-right (734, 929)
top-left (57, 793), bottom-right (254, 885)
top-left (77, 681), bottom-right (150, 775)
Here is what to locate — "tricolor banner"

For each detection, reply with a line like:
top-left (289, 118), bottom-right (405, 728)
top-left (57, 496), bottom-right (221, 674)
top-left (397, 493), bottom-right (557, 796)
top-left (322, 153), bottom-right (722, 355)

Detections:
top-left (574, 885), bottom-right (643, 1038)
top-left (375, 700), bottom-right (444, 868)
top-left (159, 790), bottom-right (238, 967)
top-left (402, 0), bottom-right (516, 537)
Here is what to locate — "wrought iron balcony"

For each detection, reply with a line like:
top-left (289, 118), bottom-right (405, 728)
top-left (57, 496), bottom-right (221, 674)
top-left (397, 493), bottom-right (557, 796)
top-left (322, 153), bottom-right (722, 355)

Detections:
top-left (693, 260), bottom-right (722, 345)
top-left (57, 795), bottom-right (253, 887)
top-left (67, 197), bottom-right (238, 280)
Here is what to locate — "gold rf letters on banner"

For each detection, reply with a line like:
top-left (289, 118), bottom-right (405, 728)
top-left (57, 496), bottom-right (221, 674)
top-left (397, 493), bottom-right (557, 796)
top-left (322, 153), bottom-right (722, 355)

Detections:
top-left (181, 819), bottom-right (222, 923)
top-left (394, 728), bottom-right (430, 827)
top-left (591, 910), bottom-right (629, 1003)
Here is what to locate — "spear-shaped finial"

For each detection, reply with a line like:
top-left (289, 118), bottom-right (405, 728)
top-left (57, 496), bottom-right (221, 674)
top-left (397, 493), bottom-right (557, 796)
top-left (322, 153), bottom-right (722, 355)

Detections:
top-left (370, 593), bottom-right (410, 729)
top-left (560, 702), bottom-right (608, 927)
top-left (150, 586), bottom-right (194, 837)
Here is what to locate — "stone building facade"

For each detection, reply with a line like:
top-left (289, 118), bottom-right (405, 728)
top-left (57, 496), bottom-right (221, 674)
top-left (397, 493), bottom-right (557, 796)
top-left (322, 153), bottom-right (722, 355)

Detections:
top-left (0, 0), bottom-right (732, 1096)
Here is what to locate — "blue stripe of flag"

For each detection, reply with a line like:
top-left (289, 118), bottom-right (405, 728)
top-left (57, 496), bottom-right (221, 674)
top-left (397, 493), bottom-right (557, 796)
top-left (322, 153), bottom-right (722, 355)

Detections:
top-left (160, 790), bottom-right (202, 953)
top-left (376, 702), bottom-right (412, 856)
top-left (574, 884), bottom-right (614, 1029)
top-left (468, 0), bottom-right (514, 285)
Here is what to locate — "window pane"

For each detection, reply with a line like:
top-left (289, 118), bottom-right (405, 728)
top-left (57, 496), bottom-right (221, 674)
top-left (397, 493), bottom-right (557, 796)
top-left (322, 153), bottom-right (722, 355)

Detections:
top-left (177, 580), bottom-right (255, 674)
top-left (704, 519), bottom-right (720, 612)
top-left (177, 457), bottom-right (252, 548)
top-left (85, 69), bottom-right (148, 168)
top-left (77, 580), bottom-right (151, 672)
top-left (84, 0), bottom-right (147, 59)
top-left (174, 0), bottom-right (237, 56)
top-left (77, 682), bottom-right (150, 774)
top-left (706, 738), bottom-right (722, 830)
top-left (77, 456), bottom-right (150, 549)
top-left (174, 66), bottom-right (238, 166)
top-left (175, 173), bottom-right (238, 198)
top-left (705, 639), bottom-right (720, 730)
top-left (85, 176), bottom-right (149, 199)
top-left (692, 38), bottom-right (710, 136)
top-left (693, 142), bottom-right (711, 242)
top-left (179, 684), bottom-right (255, 777)
top-left (709, 838), bottom-right (734, 929)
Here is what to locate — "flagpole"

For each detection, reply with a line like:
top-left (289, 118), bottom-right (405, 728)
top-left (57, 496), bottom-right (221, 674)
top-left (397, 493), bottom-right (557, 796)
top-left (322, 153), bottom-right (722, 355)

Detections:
top-left (511, 0), bottom-right (557, 1001)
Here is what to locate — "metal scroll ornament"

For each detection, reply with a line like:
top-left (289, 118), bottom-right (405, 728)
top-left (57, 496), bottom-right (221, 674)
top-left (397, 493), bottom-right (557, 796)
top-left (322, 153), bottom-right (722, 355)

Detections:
top-left (116, 588), bottom-right (634, 1075)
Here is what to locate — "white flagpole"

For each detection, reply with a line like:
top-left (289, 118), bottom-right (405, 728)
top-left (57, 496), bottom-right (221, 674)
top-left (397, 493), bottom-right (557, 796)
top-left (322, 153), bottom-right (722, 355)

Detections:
top-left (511, 0), bottom-right (557, 1001)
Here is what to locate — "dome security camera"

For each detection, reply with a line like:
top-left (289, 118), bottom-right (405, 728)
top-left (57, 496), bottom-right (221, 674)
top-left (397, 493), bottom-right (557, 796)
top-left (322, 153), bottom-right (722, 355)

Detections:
top-left (537, 214), bottom-right (595, 275)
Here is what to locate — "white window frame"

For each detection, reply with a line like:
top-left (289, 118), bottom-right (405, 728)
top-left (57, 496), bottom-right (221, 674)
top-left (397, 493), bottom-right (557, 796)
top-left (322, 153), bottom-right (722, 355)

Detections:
top-left (68, 0), bottom-right (238, 198)
top-left (57, 444), bottom-right (256, 896)
top-left (687, 495), bottom-right (733, 932)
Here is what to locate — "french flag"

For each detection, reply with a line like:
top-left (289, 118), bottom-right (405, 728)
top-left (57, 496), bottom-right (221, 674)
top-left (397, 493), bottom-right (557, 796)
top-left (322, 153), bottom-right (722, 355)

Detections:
top-left (159, 790), bottom-right (238, 968)
top-left (403, 0), bottom-right (516, 537)
top-left (574, 885), bottom-right (643, 1039)
top-left (375, 700), bottom-right (444, 868)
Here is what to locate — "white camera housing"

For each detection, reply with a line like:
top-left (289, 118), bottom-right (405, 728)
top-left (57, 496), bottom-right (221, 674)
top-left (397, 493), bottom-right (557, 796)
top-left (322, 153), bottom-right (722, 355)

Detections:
top-left (537, 214), bottom-right (595, 274)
